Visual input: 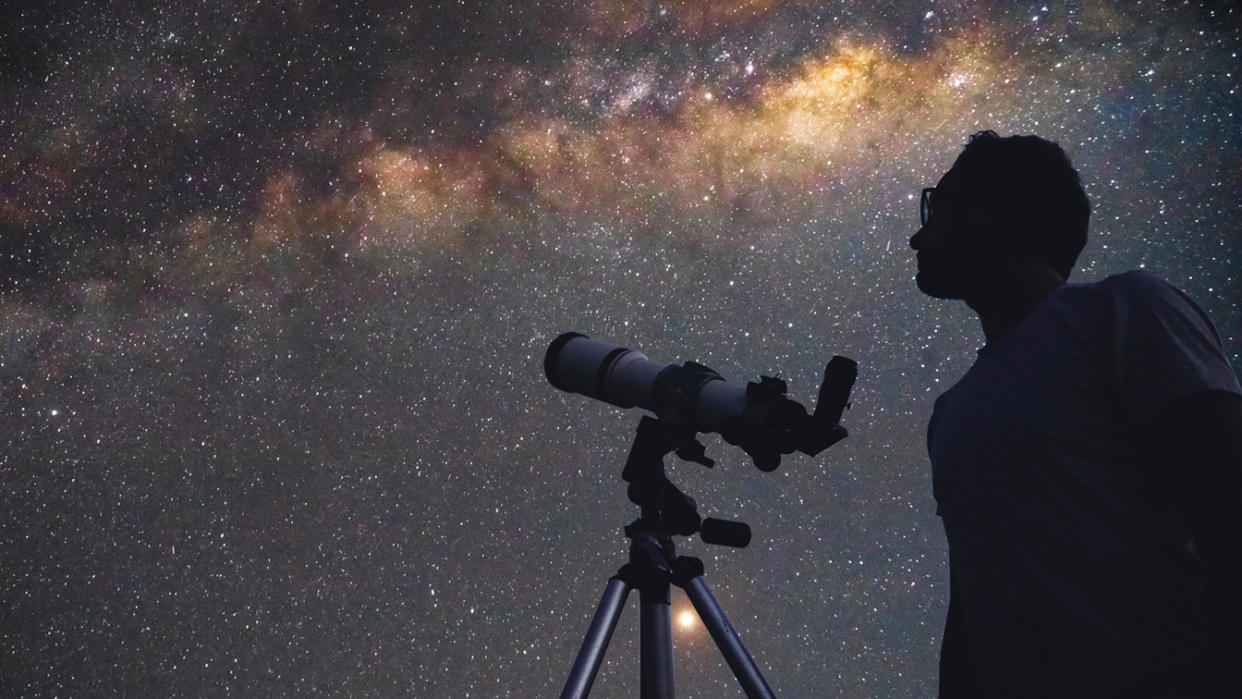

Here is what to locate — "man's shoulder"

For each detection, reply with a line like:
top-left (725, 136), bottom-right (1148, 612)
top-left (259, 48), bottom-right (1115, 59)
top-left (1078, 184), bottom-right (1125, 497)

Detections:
top-left (1102, 268), bottom-right (1167, 290)
top-left (1094, 268), bottom-right (1175, 294)
top-left (1077, 269), bottom-right (1198, 316)
top-left (1090, 269), bottom-right (1211, 315)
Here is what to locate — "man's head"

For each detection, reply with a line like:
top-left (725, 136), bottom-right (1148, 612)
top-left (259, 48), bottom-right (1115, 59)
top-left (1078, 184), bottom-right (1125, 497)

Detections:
top-left (910, 131), bottom-right (1090, 300)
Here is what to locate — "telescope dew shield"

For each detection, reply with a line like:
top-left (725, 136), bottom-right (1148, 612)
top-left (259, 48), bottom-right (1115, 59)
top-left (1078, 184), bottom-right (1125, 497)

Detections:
top-left (545, 332), bottom-right (666, 409)
top-left (545, 332), bottom-right (751, 433)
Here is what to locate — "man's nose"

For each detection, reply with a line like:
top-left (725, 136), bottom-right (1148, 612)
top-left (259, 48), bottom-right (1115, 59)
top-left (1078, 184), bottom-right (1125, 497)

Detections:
top-left (910, 225), bottom-right (926, 250)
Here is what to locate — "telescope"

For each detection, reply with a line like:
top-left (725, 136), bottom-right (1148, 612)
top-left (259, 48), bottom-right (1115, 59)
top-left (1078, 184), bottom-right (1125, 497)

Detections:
top-left (544, 332), bottom-right (856, 471)
top-left (546, 332), bottom-right (856, 697)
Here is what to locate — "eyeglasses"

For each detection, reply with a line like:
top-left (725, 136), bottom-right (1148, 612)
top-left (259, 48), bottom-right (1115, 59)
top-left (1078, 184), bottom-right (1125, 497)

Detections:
top-left (920, 187), bottom-right (935, 226)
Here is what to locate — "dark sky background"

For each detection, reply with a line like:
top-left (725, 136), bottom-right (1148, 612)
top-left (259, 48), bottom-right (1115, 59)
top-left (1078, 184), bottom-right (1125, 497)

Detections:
top-left (2, 1), bottom-right (1240, 696)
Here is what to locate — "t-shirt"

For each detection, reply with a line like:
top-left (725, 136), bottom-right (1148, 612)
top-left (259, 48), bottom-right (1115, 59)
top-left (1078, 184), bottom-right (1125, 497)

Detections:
top-left (927, 270), bottom-right (1242, 698)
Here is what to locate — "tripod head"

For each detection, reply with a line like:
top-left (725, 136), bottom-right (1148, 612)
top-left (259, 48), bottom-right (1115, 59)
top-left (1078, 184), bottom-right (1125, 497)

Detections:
top-left (621, 415), bottom-right (755, 565)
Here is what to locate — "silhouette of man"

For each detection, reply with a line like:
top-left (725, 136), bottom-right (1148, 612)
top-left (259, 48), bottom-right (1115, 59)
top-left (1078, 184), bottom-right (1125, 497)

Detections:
top-left (910, 131), bottom-right (1242, 698)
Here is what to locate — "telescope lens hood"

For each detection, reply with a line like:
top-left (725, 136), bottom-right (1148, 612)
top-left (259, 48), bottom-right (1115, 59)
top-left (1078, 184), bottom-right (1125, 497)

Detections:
top-left (544, 331), bottom-right (587, 392)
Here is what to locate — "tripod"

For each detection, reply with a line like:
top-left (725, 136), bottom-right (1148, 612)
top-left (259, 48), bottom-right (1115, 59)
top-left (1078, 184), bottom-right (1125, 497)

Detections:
top-left (561, 416), bottom-right (777, 699)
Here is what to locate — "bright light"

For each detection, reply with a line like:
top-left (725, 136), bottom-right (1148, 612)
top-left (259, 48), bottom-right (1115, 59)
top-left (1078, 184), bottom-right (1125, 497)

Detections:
top-left (677, 610), bottom-right (697, 630)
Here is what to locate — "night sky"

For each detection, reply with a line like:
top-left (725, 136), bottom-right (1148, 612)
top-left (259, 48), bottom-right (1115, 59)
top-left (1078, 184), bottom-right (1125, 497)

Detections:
top-left (3, 1), bottom-right (1240, 696)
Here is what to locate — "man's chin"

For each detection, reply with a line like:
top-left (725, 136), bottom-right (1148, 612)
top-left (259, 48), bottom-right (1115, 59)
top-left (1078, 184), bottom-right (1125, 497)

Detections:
top-left (915, 272), bottom-right (961, 299)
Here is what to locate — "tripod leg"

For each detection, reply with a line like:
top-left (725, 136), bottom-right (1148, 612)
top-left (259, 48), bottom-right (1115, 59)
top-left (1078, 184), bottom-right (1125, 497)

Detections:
top-left (639, 578), bottom-right (675, 699)
top-left (561, 576), bottom-right (631, 699)
top-left (680, 567), bottom-right (776, 699)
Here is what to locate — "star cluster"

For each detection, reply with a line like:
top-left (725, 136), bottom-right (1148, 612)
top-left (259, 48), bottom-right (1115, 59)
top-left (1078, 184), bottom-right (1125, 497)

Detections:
top-left (2, 1), bottom-right (1240, 696)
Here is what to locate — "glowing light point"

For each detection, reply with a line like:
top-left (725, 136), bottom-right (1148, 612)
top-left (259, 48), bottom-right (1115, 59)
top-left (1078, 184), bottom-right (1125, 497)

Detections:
top-left (677, 610), bottom-right (697, 630)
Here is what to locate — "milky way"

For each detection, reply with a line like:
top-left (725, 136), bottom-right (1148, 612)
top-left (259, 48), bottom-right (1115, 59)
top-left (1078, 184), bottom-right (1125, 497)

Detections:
top-left (2, 2), bottom-right (1240, 696)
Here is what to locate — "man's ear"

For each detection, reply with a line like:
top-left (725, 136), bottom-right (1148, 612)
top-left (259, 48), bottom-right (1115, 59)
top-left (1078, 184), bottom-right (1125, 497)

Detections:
top-left (977, 192), bottom-right (1035, 258)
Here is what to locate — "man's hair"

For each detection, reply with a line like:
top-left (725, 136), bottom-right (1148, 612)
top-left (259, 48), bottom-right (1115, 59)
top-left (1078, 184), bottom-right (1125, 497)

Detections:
top-left (952, 130), bottom-right (1090, 278)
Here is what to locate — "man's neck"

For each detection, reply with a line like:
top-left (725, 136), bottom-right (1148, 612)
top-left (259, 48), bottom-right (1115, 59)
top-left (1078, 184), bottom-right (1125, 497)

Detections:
top-left (966, 266), bottom-right (1067, 346)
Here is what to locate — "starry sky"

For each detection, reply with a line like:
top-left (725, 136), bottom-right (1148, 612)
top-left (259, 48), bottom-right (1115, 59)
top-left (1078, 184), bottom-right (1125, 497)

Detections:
top-left (2, 1), bottom-right (1240, 696)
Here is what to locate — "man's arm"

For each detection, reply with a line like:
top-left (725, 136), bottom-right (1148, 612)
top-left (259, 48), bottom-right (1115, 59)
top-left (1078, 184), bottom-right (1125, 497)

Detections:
top-left (938, 563), bottom-right (980, 699)
top-left (1149, 389), bottom-right (1242, 695)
